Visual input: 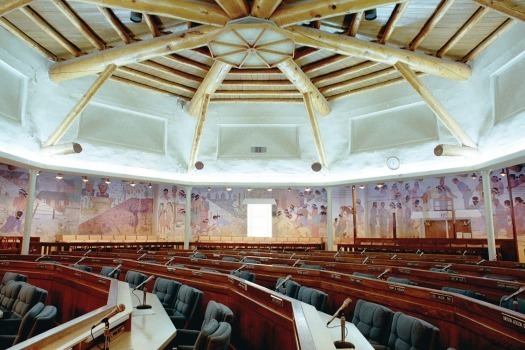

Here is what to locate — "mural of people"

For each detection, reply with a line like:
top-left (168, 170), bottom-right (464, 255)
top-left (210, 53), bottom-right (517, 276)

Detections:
top-left (0, 210), bottom-right (23, 234)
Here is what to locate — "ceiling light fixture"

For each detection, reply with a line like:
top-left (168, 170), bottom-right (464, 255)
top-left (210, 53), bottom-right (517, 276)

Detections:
top-left (105, 178), bottom-right (111, 184)
top-left (471, 173), bottom-right (477, 179)
top-left (56, 173), bottom-right (63, 180)
top-left (130, 11), bottom-right (142, 23)
top-left (207, 187), bottom-right (211, 192)
top-left (359, 184), bottom-right (365, 189)
top-left (376, 183), bottom-right (384, 188)
top-left (499, 169), bottom-right (506, 176)
top-left (247, 188), bottom-right (252, 192)
top-left (82, 176), bottom-right (89, 182)
top-left (287, 188), bottom-right (291, 192)
top-left (226, 187), bottom-right (232, 192)
top-left (267, 188), bottom-right (272, 192)
top-left (195, 161), bottom-right (204, 170)
top-left (305, 187), bottom-right (311, 192)
top-left (148, 183), bottom-right (152, 189)
top-left (311, 162), bottom-right (322, 172)
top-left (130, 181), bottom-right (136, 187)
top-left (364, 9), bottom-right (377, 21)
top-left (36, 171), bottom-right (41, 176)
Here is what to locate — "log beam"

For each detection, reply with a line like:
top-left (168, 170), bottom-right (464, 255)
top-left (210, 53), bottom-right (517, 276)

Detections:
top-left (394, 62), bottom-right (477, 149)
top-left (286, 25), bottom-right (471, 80)
top-left (49, 25), bottom-right (221, 82)
top-left (216, 0), bottom-right (250, 19)
top-left (98, 6), bottom-right (132, 44)
top-left (43, 64), bottom-right (117, 147)
top-left (312, 61), bottom-right (379, 85)
top-left (379, 2), bottom-right (409, 44)
top-left (0, 0), bottom-right (32, 16)
top-left (437, 7), bottom-right (487, 57)
top-left (473, 0), bottom-right (525, 22)
top-left (188, 94), bottom-right (211, 171)
top-left (186, 60), bottom-right (232, 117)
top-left (71, 0), bottom-right (230, 26)
top-left (251, 0), bottom-right (282, 19)
top-left (409, 0), bottom-right (456, 51)
top-left (303, 93), bottom-right (328, 169)
top-left (270, 0), bottom-right (409, 27)
top-left (462, 18), bottom-right (515, 63)
top-left (343, 11), bottom-right (363, 36)
top-left (0, 18), bottom-right (58, 61)
top-left (277, 58), bottom-right (331, 116)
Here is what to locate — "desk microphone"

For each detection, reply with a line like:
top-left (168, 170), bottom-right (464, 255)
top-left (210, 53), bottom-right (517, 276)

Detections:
top-left (275, 275), bottom-right (292, 290)
top-left (84, 249), bottom-right (92, 257)
top-left (137, 253), bottom-right (147, 261)
top-left (92, 304), bottom-right (126, 328)
top-left (107, 264), bottom-right (122, 278)
top-left (292, 259), bottom-right (301, 267)
top-left (362, 256), bottom-right (369, 265)
top-left (35, 254), bottom-right (47, 262)
top-left (503, 286), bottom-right (525, 302)
top-left (164, 257), bottom-right (176, 266)
top-left (135, 275), bottom-right (155, 310)
top-left (326, 298), bottom-right (352, 326)
top-left (133, 275), bottom-right (155, 291)
top-left (377, 268), bottom-right (390, 279)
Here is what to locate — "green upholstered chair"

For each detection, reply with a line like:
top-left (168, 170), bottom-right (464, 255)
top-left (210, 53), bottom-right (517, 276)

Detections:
top-left (221, 257), bottom-right (239, 262)
top-left (68, 264), bottom-right (92, 272)
top-left (353, 272), bottom-right (378, 279)
top-left (124, 270), bottom-right (147, 289)
top-left (229, 270), bottom-right (256, 283)
top-left (170, 285), bottom-right (203, 329)
top-left (0, 273), bottom-right (27, 305)
top-left (275, 277), bottom-right (301, 299)
top-left (441, 287), bottom-right (477, 299)
top-left (297, 286), bottom-right (328, 312)
top-left (387, 312), bottom-right (440, 350)
top-left (100, 266), bottom-right (121, 279)
top-left (152, 277), bottom-right (181, 314)
top-left (300, 264), bottom-right (324, 270)
top-left (0, 281), bottom-right (23, 314)
top-left (178, 319), bottom-right (232, 350)
top-left (0, 302), bottom-right (44, 349)
top-left (351, 299), bottom-right (394, 350)
top-left (0, 283), bottom-right (48, 335)
top-left (387, 277), bottom-right (417, 286)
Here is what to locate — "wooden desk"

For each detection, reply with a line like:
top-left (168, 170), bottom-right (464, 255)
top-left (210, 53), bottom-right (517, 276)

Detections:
top-left (299, 302), bottom-right (373, 350)
top-left (95, 290), bottom-right (176, 350)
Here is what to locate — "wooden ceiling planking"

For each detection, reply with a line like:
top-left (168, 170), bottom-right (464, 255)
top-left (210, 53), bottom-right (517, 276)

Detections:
top-left (312, 61), bottom-right (385, 88)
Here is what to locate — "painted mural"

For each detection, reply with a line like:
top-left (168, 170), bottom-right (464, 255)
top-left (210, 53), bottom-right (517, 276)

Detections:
top-left (0, 164), bottom-right (29, 235)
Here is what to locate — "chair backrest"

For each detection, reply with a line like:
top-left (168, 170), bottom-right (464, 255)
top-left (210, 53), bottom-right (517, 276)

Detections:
top-left (11, 283), bottom-right (47, 319)
top-left (430, 268), bottom-right (457, 274)
top-left (275, 278), bottom-right (301, 299)
top-left (192, 253), bottom-right (207, 259)
top-left (229, 270), bottom-right (256, 282)
top-left (442, 287), bottom-right (477, 298)
top-left (518, 299), bottom-right (525, 314)
top-left (194, 319), bottom-right (232, 350)
top-left (499, 296), bottom-right (516, 311)
top-left (0, 273), bottom-right (27, 304)
top-left (351, 299), bottom-right (394, 348)
top-left (12, 302), bottom-right (45, 345)
top-left (483, 275), bottom-right (515, 282)
top-left (100, 266), bottom-right (121, 279)
top-left (27, 305), bottom-right (58, 340)
top-left (353, 272), bottom-right (378, 279)
top-left (387, 312), bottom-right (440, 350)
top-left (173, 285), bottom-right (203, 326)
top-left (242, 258), bottom-right (260, 264)
top-left (297, 286), bottom-right (328, 312)
top-left (201, 300), bottom-right (234, 330)
top-left (221, 257), bottom-right (239, 262)
top-left (387, 277), bottom-right (417, 286)
top-left (153, 277), bottom-right (182, 310)
top-left (300, 264), bottom-right (325, 270)
top-left (0, 281), bottom-right (23, 311)
top-left (125, 270), bottom-right (148, 289)
top-left (68, 264), bottom-right (92, 272)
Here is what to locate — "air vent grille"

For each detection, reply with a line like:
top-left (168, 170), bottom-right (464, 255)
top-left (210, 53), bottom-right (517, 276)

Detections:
top-left (251, 146), bottom-right (267, 153)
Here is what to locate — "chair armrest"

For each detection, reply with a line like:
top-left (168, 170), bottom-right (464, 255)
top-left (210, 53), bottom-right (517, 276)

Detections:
top-left (0, 319), bottom-right (22, 335)
top-left (173, 329), bottom-right (200, 346)
top-left (170, 315), bottom-right (188, 329)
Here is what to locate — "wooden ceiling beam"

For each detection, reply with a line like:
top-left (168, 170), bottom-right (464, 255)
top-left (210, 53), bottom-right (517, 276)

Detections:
top-left (473, 0), bottom-right (525, 22)
top-left (0, 18), bottom-right (58, 61)
top-left (303, 92), bottom-right (328, 169)
top-left (378, 2), bottom-right (409, 44)
top-left (144, 14), bottom-right (161, 38)
top-left (211, 98), bottom-right (302, 103)
top-left (320, 67), bottom-right (398, 95)
top-left (163, 54), bottom-right (210, 74)
top-left (294, 47), bottom-right (319, 61)
top-left (312, 61), bottom-right (379, 85)
top-left (20, 5), bottom-right (81, 57)
top-left (216, 0), bottom-right (250, 19)
top-left (187, 60), bottom-right (232, 117)
top-left (229, 68), bottom-right (282, 75)
top-left (437, 7), bottom-right (487, 57)
top-left (70, 0), bottom-right (230, 26)
top-left (251, 0), bottom-right (282, 19)
top-left (110, 75), bottom-right (189, 100)
top-left (0, 0), bottom-right (32, 16)
top-left (44, 64), bottom-right (117, 147)
top-left (50, 0), bottom-right (105, 51)
top-left (136, 61), bottom-right (203, 84)
top-left (221, 80), bottom-right (293, 87)
top-left (270, 0), bottom-right (409, 27)
top-left (97, 7), bottom-right (132, 44)
top-left (188, 94), bottom-right (211, 171)
top-left (286, 25), bottom-right (471, 80)
top-left (303, 54), bottom-right (352, 75)
top-left (118, 66), bottom-right (196, 95)
top-left (277, 58), bottom-right (331, 116)
top-left (461, 18), bottom-right (515, 63)
top-left (49, 25), bottom-right (221, 82)
top-left (394, 62), bottom-right (477, 149)
top-left (343, 11), bottom-right (363, 36)
top-left (409, 0), bottom-right (456, 51)
top-left (214, 90), bottom-right (301, 96)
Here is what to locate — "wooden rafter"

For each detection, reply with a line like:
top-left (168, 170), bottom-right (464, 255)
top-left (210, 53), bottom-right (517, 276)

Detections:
top-left (49, 25), bottom-right (221, 82)
top-left (144, 14), bottom-right (161, 38)
top-left (110, 75), bottom-right (189, 99)
top-left (251, 0), bottom-right (282, 19)
top-left (187, 60), bottom-right (232, 117)
top-left (462, 18), bottom-right (515, 63)
top-left (70, 0), bottom-right (230, 26)
top-left (343, 12), bottom-right (363, 36)
top-left (379, 2), bottom-right (410, 44)
top-left (229, 68), bottom-right (281, 75)
top-left (44, 64), bottom-right (117, 147)
top-left (0, 18), bottom-right (58, 61)
top-left (286, 25), bottom-right (471, 80)
top-left (277, 58), bottom-right (331, 116)
top-left (221, 80), bottom-right (293, 87)
top-left (473, 0), bottom-right (525, 22)
top-left (270, 0), bottom-right (409, 27)
top-left (303, 54), bottom-right (352, 75)
top-left (320, 67), bottom-right (398, 95)
top-left (188, 94), bottom-right (211, 171)
top-left (303, 93), bottom-right (328, 169)
top-left (214, 90), bottom-right (301, 96)
top-left (437, 7), bottom-right (487, 57)
top-left (294, 47), bottom-right (318, 61)
top-left (136, 61), bottom-right (203, 84)
top-left (118, 66), bottom-right (195, 95)
top-left (0, 0), bottom-right (32, 16)
top-left (97, 6), bottom-right (132, 44)
top-left (216, 0), bottom-right (250, 19)
top-left (50, 0), bottom-right (105, 50)
top-left (312, 61), bottom-right (379, 85)
top-left (409, 0), bottom-right (456, 51)
top-left (20, 5), bottom-right (81, 57)
top-left (163, 54), bottom-right (210, 74)
top-left (394, 62), bottom-right (477, 149)
top-left (212, 98), bottom-right (302, 103)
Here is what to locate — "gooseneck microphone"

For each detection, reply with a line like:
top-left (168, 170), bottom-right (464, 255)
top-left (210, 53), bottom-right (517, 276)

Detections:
top-left (133, 275), bottom-right (155, 291)
top-left (275, 275), bottom-right (292, 290)
top-left (326, 298), bottom-right (352, 326)
top-left (135, 275), bottom-right (155, 310)
top-left (107, 264), bottom-right (122, 278)
top-left (92, 304), bottom-right (126, 328)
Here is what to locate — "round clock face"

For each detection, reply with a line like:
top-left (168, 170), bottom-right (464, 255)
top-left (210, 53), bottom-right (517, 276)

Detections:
top-left (387, 157), bottom-right (400, 170)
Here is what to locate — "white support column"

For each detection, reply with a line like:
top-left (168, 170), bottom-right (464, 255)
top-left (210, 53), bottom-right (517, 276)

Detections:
top-left (326, 187), bottom-right (334, 251)
top-left (184, 186), bottom-right (192, 250)
top-left (481, 170), bottom-right (497, 260)
top-left (21, 169), bottom-right (37, 255)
